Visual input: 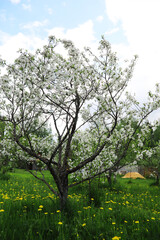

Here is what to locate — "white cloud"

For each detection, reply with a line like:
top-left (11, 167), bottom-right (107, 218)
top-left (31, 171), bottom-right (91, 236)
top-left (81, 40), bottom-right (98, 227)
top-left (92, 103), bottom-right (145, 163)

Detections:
top-left (10, 0), bottom-right (21, 4)
top-left (0, 19), bottom-right (97, 64)
top-left (22, 20), bottom-right (48, 30)
top-left (0, 31), bottom-right (10, 44)
top-left (22, 4), bottom-right (31, 11)
top-left (47, 20), bottom-right (96, 50)
top-left (48, 27), bottom-right (65, 39)
top-left (96, 16), bottom-right (104, 22)
top-left (0, 32), bottom-right (46, 63)
top-left (105, 27), bottom-right (119, 35)
top-left (105, 0), bottom-right (160, 104)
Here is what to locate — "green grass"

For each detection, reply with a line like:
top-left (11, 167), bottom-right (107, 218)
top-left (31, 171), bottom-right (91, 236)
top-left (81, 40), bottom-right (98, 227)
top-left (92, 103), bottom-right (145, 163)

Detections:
top-left (0, 170), bottom-right (160, 239)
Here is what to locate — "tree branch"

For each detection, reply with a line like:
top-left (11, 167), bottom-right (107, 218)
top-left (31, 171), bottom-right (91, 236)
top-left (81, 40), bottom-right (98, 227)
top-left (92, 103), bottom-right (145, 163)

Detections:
top-left (28, 170), bottom-right (59, 196)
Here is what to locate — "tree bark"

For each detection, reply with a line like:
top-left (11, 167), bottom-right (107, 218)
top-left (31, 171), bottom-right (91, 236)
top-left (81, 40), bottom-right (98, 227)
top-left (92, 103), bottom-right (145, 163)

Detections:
top-left (59, 172), bottom-right (69, 210)
top-left (156, 172), bottom-right (159, 185)
top-left (107, 170), bottom-right (112, 186)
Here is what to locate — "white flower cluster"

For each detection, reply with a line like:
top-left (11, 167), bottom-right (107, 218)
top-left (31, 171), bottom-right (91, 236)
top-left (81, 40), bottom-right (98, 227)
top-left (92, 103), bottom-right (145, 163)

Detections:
top-left (0, 35), bottom-right (160, 186)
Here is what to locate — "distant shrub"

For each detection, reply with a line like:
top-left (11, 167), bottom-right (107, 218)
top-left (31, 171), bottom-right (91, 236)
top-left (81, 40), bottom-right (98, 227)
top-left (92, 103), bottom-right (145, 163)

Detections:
top-left (0, 172), bottom-right (10, 180)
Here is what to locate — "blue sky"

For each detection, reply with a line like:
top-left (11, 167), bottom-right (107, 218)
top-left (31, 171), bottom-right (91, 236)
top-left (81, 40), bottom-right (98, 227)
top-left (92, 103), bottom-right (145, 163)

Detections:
top-left (1, 0), bottom-right (106, 35)
top-left (0, 0), bottom-right (126, 44)
top-left (0, 0), bottom-right (160, 120)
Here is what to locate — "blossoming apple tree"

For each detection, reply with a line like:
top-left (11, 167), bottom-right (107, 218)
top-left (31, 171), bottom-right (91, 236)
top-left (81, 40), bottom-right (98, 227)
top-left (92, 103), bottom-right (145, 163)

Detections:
top-left (137, 122), bottom-right (160, 184)
top-left (0, 36), bottom-right (160, 208)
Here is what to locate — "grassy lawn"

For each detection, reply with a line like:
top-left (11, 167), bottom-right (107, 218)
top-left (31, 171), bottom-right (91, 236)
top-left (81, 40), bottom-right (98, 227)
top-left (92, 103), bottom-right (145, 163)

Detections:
top-left (0, 170), bottom-right (160, 239)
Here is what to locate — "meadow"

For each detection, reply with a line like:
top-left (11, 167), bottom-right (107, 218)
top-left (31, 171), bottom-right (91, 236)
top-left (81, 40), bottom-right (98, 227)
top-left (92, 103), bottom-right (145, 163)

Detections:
top-left (0, 170), bottom-right (160, 240)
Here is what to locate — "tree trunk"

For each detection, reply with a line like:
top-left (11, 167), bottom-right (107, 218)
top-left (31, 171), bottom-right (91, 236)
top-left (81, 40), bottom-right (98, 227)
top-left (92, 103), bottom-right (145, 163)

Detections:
top-left (156, 172), bottom-right (159, 185)
top-left (107, 170), bottom-right (112, 186)
top-left (59, 172), bottom-right (69, 210)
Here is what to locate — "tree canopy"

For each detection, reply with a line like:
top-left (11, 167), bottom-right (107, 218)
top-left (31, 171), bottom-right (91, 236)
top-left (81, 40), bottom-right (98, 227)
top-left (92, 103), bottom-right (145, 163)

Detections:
top-left (0, 36), bottom-right (160, 208)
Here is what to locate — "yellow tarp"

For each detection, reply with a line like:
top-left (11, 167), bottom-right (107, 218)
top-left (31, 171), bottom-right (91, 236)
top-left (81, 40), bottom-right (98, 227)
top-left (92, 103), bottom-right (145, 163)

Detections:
top-left (122, 172), bottom-right (145, 179)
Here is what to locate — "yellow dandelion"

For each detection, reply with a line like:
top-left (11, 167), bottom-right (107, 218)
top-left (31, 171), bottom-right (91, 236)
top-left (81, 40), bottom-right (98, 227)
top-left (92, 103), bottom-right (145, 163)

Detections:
top-left (0, 209), bottom-right (4, 212)
top-left (135, 221), bottom-right (139, 224)
top-left (151, 217), bottom-right (155, 220)
top-left (58, 222), bottom-right (63, 225)
top-left (82, 223), bottom-right (86, 227)
top-left (112, 236), bottom-right (121, 240)
top-left (39, 205), bottom-right (43, 208)
top-left (44, 212), bottom-right (48, 215)
top-left (100, 207), bottom-right (104, 210)
top-left (56, 210), bottom-right (61, 213)
top-left (112, 222), bottom-right (116, 225)
top-left (124, 220), bottom-right (127, 223)
top-left (108, 208), bottom-right (112, 211)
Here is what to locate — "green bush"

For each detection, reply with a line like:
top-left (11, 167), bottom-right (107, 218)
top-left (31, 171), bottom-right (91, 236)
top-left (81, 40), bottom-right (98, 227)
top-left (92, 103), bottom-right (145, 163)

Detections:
top-left (0, 172), bottom-right (10, 180)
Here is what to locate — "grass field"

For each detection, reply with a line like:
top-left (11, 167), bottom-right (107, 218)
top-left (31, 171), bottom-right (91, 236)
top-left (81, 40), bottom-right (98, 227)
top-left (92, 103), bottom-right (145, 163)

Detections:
top-left (0, 170), bottom-right (160, 240)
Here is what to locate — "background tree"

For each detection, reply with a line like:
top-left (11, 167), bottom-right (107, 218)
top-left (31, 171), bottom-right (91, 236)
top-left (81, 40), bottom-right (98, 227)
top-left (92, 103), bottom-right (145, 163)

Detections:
top-left (0, 117), bottom-right (9, 173)
top-left (69, 119), bottom-right (151, 186)
top-left (0, 36), bottom-right (160, 209)
top-left (138, 122), bottom-right (160, 184)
